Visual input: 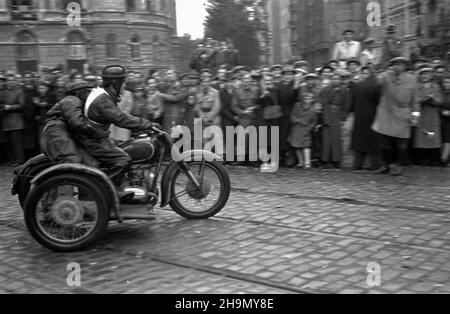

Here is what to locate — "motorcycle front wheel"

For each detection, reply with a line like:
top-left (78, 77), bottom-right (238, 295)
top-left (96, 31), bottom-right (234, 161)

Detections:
top-left (24, 174), bottom-right (110, 252)
top-left (169, 161), bottom-right (230, 219)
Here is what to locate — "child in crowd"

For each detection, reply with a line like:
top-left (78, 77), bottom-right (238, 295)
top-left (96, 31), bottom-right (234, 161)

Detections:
top-left (288, 92), bottom-right (318, 169)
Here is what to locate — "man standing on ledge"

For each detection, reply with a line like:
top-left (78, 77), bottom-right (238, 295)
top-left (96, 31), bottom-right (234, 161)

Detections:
top-left (332, 29), bottom-right (362, 70)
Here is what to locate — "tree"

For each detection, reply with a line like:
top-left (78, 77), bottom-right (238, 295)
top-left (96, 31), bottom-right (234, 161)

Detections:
top-left (204, 0), bottom-right (268, 68)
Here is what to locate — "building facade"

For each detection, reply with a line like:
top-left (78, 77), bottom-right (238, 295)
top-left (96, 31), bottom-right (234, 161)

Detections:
top-left (0, 0), bottom-right (177, 74)
top-left (265, 0), bottom-right (450, 67)
top-left (265, 0), bottom-right (293, 65)
top-left (368, 0), bottom-right (450, 60)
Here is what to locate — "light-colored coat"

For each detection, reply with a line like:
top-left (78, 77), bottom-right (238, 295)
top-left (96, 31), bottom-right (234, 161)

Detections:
top-left (372, 71), bottom-right (417, 139)
top-left (196, 86), bottom-right (221, 127)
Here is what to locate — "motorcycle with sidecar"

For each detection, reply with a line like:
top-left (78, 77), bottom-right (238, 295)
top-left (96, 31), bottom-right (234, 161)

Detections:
top-left (12, 127), bottom-right (230, 252)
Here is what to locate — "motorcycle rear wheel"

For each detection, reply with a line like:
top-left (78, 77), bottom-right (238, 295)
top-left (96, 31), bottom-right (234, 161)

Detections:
top-left (24, 173), bottom-right (109, 252)
top-left (169, 161), bottom-right (230, 219)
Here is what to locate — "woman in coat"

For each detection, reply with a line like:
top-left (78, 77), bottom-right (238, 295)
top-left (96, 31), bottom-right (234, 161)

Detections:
top-left (413, 68), bottom-right (443, 165)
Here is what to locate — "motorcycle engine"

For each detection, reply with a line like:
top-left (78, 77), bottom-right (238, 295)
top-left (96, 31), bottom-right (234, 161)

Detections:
top-left (120, 135), bottom-right (160, 205)
top-left (123, 165), bottom-right (157, 205)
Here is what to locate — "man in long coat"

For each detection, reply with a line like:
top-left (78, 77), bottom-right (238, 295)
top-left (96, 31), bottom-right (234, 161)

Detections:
top-left (350, 67), bottom-right (382, 170)
top-left (277, 69), bottom-right (297, 165)
top-left (372, 57), bottom-right (418, 176)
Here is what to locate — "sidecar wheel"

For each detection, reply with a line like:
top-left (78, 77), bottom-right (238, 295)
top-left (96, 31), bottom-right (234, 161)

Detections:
top-left (169, 161), bottom-right (230, 219)
top-left (24, 174), bottom-right (109, 252)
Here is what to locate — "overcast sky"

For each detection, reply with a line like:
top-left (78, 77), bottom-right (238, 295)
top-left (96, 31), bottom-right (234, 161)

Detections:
top-left (176, 0), bottom-right (208, 39)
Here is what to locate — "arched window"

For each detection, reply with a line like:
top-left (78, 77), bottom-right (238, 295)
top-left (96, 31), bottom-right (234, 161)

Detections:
top-left (67, 31), bottom-right (86, 60)
top-left (106, 33), bottom-right (117, 59)
top-left (16, 30), bottom-right (37, 60)
top-left (130, 34), bottom-right (141, 59)
top-left (16, 30), bottom-right (38, 73)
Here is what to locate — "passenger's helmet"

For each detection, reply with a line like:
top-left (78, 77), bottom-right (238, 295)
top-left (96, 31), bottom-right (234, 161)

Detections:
top-left (66, 80), bottom-right (93, 93)
top-left (101, 65), bottom-right (127, 80)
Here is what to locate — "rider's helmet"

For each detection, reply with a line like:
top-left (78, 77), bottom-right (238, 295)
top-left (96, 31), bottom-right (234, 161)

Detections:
top-left (101, 65), bottom-right (127, 80)
top-left (101, 65), bottom-right (127, 95)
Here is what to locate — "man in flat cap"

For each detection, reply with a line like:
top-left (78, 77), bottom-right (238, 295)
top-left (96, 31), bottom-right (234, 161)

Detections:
top-left (372, 57), bottom-right (417, 176)
top-left (360, 37), bottom-right (381, 68)
top-left (294, 61), bottom-right (310, 73)
top-left (332, 29), bottom-right (362, 70)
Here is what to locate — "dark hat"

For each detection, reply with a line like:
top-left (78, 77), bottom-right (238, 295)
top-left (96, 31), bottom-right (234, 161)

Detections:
top-left (390, 57), bottom-right (408, 65)
top-left (200, 68), bottom-right (213, 76)
top-left (418, 67), bottom-right (434, 75)
top-left (231, 66), bottom-right (248, 73)
top-left (347, 59), bottom-right (361, 66)
top-left (319, 65), bottom-right (334, 74)
top-left (294, 60), bottom-right (309, 68)
top-left (270, 64), bottom-right (283, 71)
top-left (101, 65), bottom-right (127, 79)
top-left (66, 81), bottom-right (93, 93)
top-left (282, 68), bottom-right (296, 75)
top-left (250, 71), bottom-right (262, 80)
top-left (304, 73), bottom-right (318, 80)
top-left (413, 56), bottom-right (427, 64)
top-left (343, 29), bottom-right (354, 35)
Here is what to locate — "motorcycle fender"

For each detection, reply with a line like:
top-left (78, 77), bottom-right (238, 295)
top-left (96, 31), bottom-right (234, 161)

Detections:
top-left (160, 150), bottom-right (222, 208)
top-left (30, 163), bottom-right (120, 218)
top-left (11, 154), bottom-right (51, 196)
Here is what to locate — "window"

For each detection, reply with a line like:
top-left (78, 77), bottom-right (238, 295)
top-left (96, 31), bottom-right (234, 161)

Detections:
top-left (106, 33), bottom-right (117, 59)
top-left (130, 34), bottom-right (141, 59)
top-left (16, 30), bottom-right (38, 60)
top-left (146, 0), bottom-right (154, 12)
top-left (160, 0), bottom-right (166, 11)
top-left (10, 0), bottom-right (37, 20)
top-left (67, 31), bottom-right (86, 60)
top-left (10, 0), bottom-right (33, 9)
top-left (126, 0), bottom-right (135, 11)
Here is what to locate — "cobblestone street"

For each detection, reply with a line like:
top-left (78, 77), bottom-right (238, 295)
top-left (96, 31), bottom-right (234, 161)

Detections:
top-left (1, 164), bottom-right (450, 294)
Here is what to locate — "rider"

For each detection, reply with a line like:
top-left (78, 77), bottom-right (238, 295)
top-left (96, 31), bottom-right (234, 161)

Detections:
top-left (79, 65), bottom-right (160, 195)
top-left (42, 81), bottom-right (108, 166)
